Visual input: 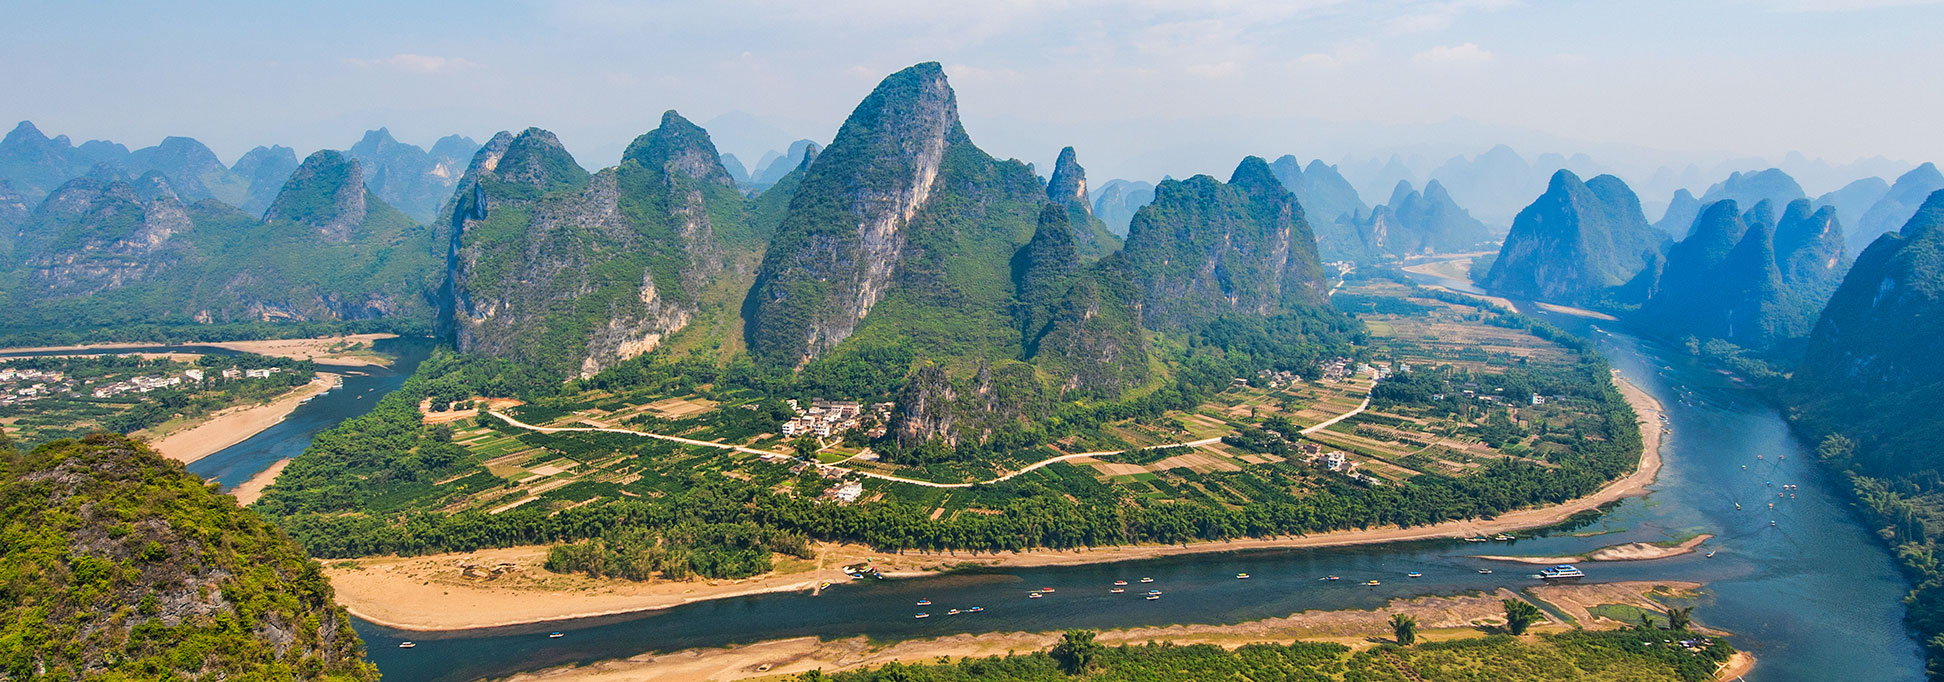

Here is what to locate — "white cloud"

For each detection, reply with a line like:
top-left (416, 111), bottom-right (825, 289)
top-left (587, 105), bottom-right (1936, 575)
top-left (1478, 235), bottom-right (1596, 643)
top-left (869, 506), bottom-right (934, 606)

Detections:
top-left (1389, 0), bottom-right (1522, 34)
top-left (347, 54), bottom-right (479, 74)
top-left (1414, 43), bottom-right (1494, 65)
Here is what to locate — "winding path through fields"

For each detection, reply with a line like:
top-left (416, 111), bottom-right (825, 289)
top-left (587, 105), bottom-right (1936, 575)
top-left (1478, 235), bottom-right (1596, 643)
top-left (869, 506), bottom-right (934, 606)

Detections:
top-left (486, 381), bottom-right (1373, 490)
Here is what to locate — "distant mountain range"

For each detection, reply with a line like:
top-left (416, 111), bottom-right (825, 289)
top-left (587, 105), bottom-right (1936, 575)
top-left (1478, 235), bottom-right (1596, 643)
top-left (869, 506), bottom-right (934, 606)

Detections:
top-left (0, 121), bottom-right (479, 224)
top-left (0, 147), bottom-right (443, 335)
top-left (1091, 179), bottom-right (1153, 237)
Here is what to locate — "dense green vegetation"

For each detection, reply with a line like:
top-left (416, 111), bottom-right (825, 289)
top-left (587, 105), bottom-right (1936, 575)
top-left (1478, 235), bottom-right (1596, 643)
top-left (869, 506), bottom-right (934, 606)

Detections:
top-left (544, 522), bottom-right (814, 581)
top-left (1786, 191), bottom-right (1944, 679)
top-left (253, 301), bottom-right (1637, 558)
top-left (0, 433), bottom-right (375, 681)
top-left (801, 628), bottom-right (1731, 682)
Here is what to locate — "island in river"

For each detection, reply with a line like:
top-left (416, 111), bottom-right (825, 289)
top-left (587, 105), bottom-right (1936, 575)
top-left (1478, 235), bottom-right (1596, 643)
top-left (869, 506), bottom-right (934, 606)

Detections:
top-left (329, 374), bottom-right (1666, 632)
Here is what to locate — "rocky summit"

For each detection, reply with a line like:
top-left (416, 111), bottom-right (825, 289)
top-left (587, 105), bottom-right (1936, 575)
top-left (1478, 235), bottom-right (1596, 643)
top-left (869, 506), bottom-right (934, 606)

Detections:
top-left (1045, 146), bottom-right (1123, 260)
top-left (1482, 170), bottom-right (1666, 304)
top-left (744, 61), bottom-right (990, 368)
top-left (447, 113), bottom-right (755, 378)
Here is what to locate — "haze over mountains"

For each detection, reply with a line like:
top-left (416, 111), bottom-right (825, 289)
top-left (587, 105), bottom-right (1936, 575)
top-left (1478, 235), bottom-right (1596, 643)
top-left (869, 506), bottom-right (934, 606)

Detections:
top-left (0, 121), bottom-right (480, 224)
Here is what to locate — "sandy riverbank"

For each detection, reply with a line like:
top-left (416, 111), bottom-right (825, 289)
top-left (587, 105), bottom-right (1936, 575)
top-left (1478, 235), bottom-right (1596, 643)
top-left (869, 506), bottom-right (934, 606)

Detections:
top-left (0, 332), bottom-right (397, 367)
top-left (333, 373), bottom-right (1668, 631)
top-left (1478, 534), bottom-right (1714, 565)
top-left (330, 544), bottom-right (927, 632)
top-left (494, 581), bottom-right (1717, 682)
top-left (141, 372), bottom-right (339, 464)
top-left (495, 588), bottom-right (1544, 682)
top-left (230, 458), bottom-right (292, 505)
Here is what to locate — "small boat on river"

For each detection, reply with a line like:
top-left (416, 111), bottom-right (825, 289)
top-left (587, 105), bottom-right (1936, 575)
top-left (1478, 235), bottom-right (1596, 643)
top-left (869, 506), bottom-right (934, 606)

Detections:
top-left (1365, 580), bottom-right (1381, 586)
top-left (548, 632), bottom-right (563, 639)
top-left (1478, 568), bottom-right (1493, 574)
top-left (948, 609), bottom-right (961, 616)
top-left (1236, 573), bottom-right (1250, 579)
top-left (1539, 564), bottom-right (1584, 581)
top-left (1140, 577), bottom-right (1154, 583)
top-left (916, 599), bottom-right (931, 606)
top-left (968, 606), bottom-right (984, 613)
top-left (399, 642), bottom-right (416, 649)
top-left (915, 613), bottom-right (930, 619)
top-left (1110, 587), bottom-right (1125, 593)
top-left (1028, 592), bottom-right (1044, 599)
top-left (1322, 575), bottom-right (1341, 581)
top-left (1113, 580), bottom-right (1128, 586)
top-left (1407, 571), bottom-right (1422, 578)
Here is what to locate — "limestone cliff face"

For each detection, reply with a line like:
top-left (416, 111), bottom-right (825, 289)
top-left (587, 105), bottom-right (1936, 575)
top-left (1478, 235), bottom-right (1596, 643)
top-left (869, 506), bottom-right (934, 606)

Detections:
top-left (744, 62), bottom-right (961, 367)
top-left (263, 151), bottom-right (368, 242)
top-left (1044, 147), bottom-right (1121, 260)
top-left (1047, 147), bottom-right (1090, 218)
top-left (891, 361), bottom-right (1045, 447)
top-left (1481, 170), bottom-right (1665, 304)
top-left (449, 115), bottom-right (750, 378)
top-left (1121, 156), bottom-right (1330, 332)
top-left (21, 170), bottom-right (195, 296)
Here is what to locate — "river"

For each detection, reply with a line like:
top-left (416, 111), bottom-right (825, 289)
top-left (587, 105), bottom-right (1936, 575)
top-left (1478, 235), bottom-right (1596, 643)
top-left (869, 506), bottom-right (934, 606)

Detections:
top-left (167, 317), bottom-right (1923, 679)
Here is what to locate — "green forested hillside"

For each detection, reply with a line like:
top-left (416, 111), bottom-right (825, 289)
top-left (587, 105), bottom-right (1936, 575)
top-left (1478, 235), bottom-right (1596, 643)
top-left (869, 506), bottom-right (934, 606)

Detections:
top-left (0, 433), bottom-right (375, 681)
top-left (447, 114), bottom-right (758, 378)
top-left (1788, 190), bottom-right (1944, 678)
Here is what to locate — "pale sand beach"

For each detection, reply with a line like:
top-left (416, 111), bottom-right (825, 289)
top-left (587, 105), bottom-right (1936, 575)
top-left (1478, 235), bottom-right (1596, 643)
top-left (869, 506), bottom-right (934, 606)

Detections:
top-left (331, 374), bottom-right (1668, 632)
top-left (230, 458), bottom-right (292, 505)
top-left (142, 372), bottom-right (339, 464)
top-left (1478, 533), bottom-right (1714, 565)
top-left (492, 582), bottom-right (1711, 682)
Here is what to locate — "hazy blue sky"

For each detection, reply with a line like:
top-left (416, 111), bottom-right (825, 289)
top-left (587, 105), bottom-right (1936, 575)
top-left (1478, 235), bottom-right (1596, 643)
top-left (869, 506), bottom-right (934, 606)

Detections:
top-left (4, 0), bottom-right (1940, 184)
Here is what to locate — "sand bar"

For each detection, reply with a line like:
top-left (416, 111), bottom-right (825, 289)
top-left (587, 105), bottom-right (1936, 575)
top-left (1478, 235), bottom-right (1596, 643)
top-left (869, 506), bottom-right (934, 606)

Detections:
top-left (493, 582), bottom-right (1738, 682)
top-left (1478, 534), bottom-right (1714, 565)
top-left (230, 458), bottom-right (292, 505)
top-left (142, 372), bottom-right (339, 464)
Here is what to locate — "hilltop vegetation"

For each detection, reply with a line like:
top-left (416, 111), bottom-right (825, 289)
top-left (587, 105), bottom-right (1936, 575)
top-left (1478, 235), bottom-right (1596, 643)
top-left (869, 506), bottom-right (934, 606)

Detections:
top-left (0, 433), bottom-right (375, 681)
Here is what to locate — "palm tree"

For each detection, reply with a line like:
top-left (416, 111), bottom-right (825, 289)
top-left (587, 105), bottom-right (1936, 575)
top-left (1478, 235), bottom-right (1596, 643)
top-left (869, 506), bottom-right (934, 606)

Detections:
top-left (1503, 598), bottom-right (1543, 635)
top-left (1051, 629), bottom-right (1104, 674)
top-left (1390, 613), bottom-right (1418, 646)
top-left (1667, 606), bottom-right (1694, 631)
